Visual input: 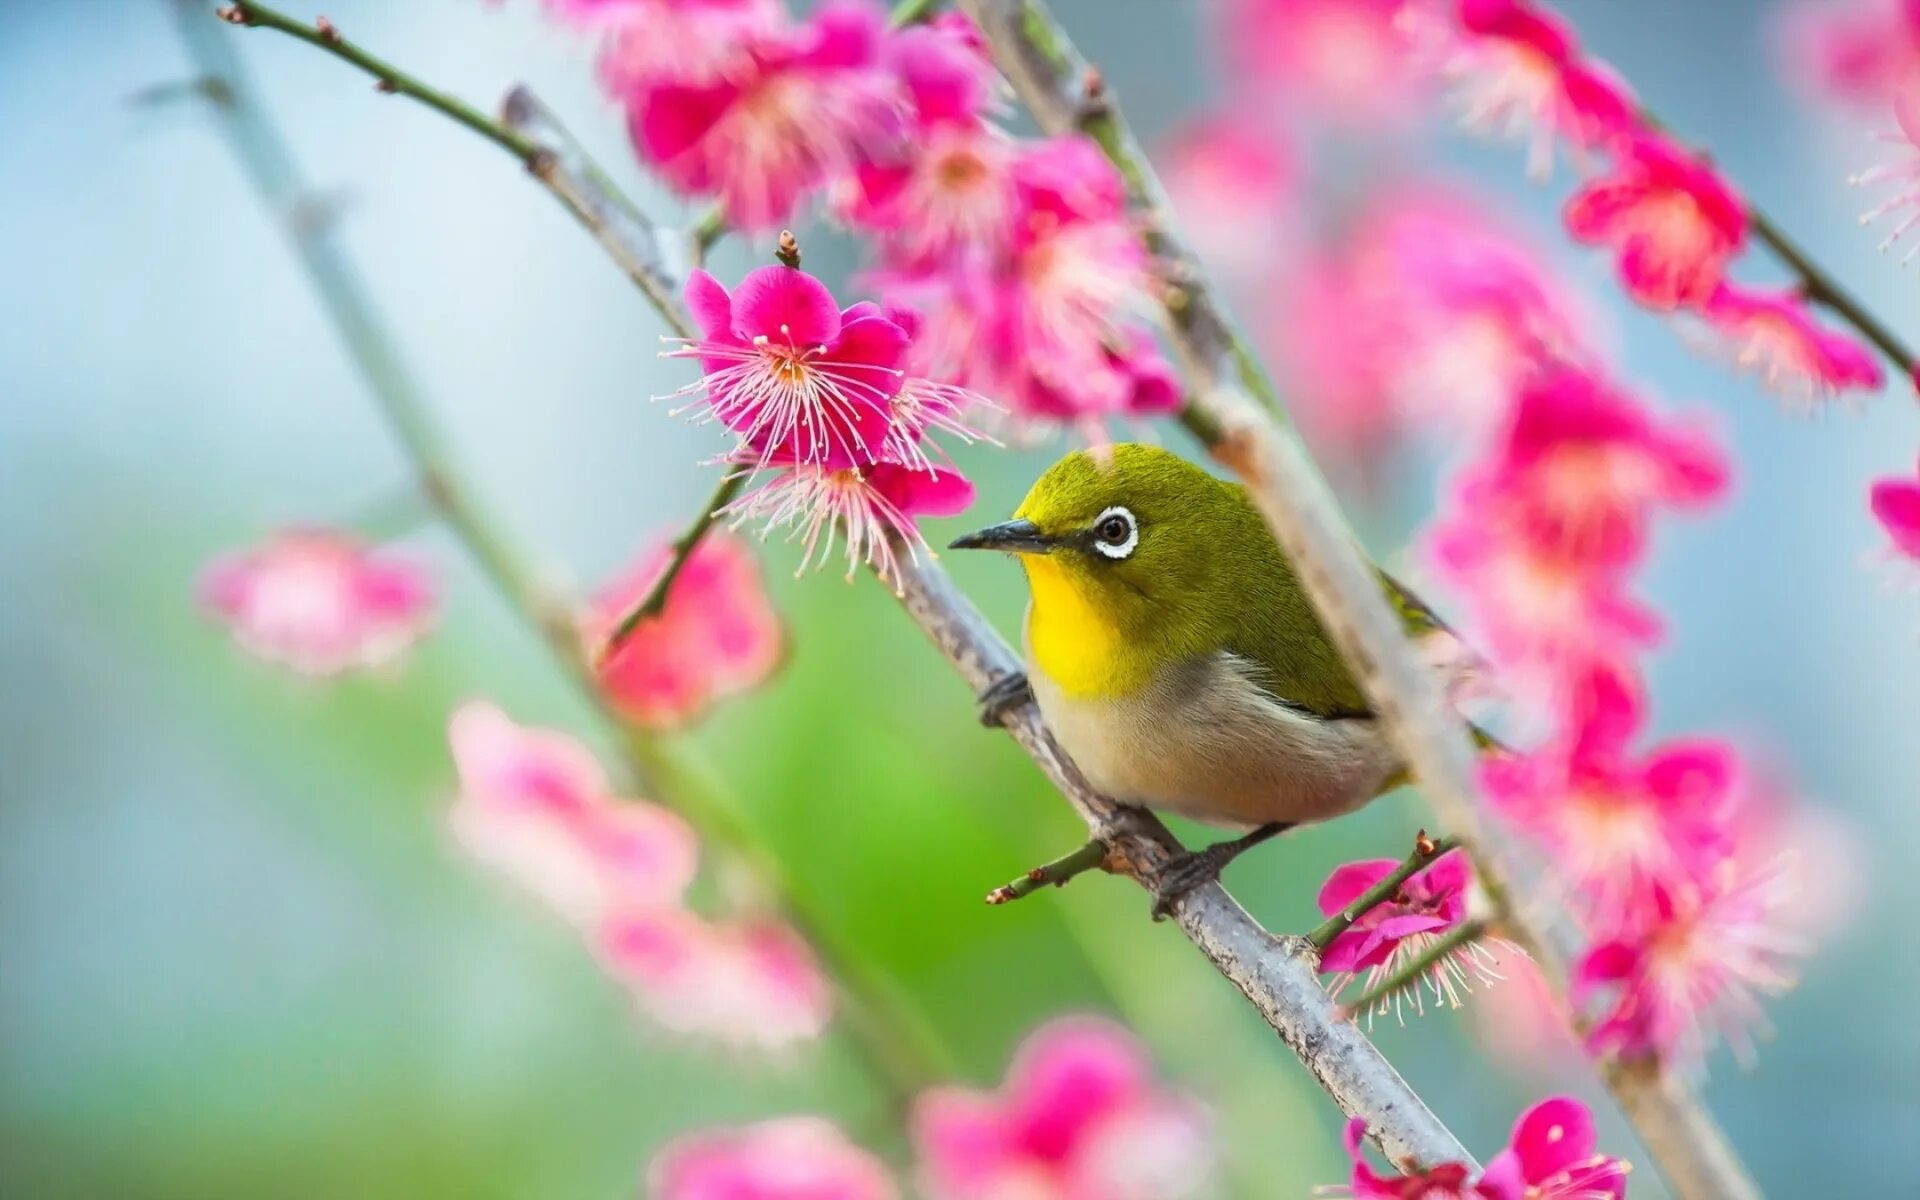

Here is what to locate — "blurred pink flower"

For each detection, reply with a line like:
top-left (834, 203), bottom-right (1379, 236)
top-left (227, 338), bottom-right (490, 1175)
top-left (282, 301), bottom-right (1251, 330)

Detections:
top-left (1693, 283), bottom-right (1884, 404)
top-left (1425, 505), bottom-right (1662, 692)
top-left (1466, 367), bottom-right (1728, 571)
top-left (913, 1017), bottom-right (1213, 1200)
top-left (670, 265), bottom-right (907, 470)
top-left (1477, 1096), bottom-right (1629, 1199)
top-left (623, 1), bottom-right (904, 229)
top-left (1774, 0), bottom-right (1920, 110)
top-left (1417, 0), bottom-right (1638, 178)
top-left (548, 0), bottom-right (786, 93)
top-left (840, 17), bottom-right (1016, 269)
top-left (1564, 135), bottom-right (1748, 310)
top-left (1870, 455), bottom-right (1920, 559)
top-left (650, 1117), bottom-right (896, 1200)
top-left (1481, 677), bottom-right (1739, 928)
top-left (197, 528), bottom-right (435, 676)
top-left (1221, 0), bottom-right (1429, 127)
top-left (1575, 864), bottom-right (1802, 1069)
top-left (1316, 850), bottom-right (1509, 1023)
top-left (601, 908), bottom-right (834, 1049)
top-left (581, 530), bottom-right (784, 729)
top-left (1851, 80), bottom-right (1920, 265)
top-left (1159, 115), bottom-right (1295, 278)
top-left (842, 123), bottom-right (1020, 269)
top-left (872, 134), bottom-right (1170, 432)
top-left (1338, 1096), bottom-right (1626, 1199)
top-left (447, 702), bottom-right (699, 925)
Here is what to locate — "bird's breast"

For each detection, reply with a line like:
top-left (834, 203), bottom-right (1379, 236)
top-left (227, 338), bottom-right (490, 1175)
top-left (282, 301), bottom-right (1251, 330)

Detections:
top-left (1019, 554), bottom-right (1154, 700)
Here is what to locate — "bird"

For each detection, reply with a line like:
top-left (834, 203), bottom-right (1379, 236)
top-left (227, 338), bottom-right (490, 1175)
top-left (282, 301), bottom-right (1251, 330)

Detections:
top-left (949, 443), bottom-right (1478, 917)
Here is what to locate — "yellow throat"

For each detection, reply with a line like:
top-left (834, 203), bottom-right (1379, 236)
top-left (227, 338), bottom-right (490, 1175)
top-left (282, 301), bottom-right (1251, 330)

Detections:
top-left (1021, 553), bottom-right (1152, 700)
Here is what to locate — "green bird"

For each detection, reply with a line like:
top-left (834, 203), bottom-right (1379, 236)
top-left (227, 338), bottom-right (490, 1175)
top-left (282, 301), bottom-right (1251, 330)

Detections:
top-left (950, 443), bottom-right (1469, 915)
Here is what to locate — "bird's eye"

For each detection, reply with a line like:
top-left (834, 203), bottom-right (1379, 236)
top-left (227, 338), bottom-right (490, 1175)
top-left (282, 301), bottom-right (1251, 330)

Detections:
top-left (1090, 506), bottom-right (1139, 560)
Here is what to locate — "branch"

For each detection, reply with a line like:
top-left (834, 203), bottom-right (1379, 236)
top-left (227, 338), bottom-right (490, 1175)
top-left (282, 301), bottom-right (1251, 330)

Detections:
top-left (984, 839), bottom-right (1109, 905)
top-left (1307, 833), bottom-right (1458, 953)
top-left (177, 0), bottom-right (948, 1107)
top-left (957, 4), bottom-right (1763, 1199)
top-left (596, 469), bottom-right (748, 660)
top-left (213, 2), bottom-right (1477, 1174)
top-left (1750, 207), bottom-right (1916, 380)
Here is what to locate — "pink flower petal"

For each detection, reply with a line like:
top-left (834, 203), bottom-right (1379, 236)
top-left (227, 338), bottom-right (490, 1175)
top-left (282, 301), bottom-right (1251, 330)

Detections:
top-left (733, 264), bottom-right (845, 346)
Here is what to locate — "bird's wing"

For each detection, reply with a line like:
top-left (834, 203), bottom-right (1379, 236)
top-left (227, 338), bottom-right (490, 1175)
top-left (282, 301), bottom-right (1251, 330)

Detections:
top-left (1229, 565), bottom-right (1504, 748)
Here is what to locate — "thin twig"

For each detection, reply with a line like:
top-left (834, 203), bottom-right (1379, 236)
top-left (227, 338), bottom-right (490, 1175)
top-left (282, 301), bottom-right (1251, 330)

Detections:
top-left (958, 4), bottom-right (1764, 1199)
top-left (214, 4), bottom-right (1478, 1174)
top-left (1750, 207), bottom-right (1916, 379)
top-left (596, 469), bottom-right (748, 661)
top-left (984, 839), bottom-right (1109, 904)
top-left (1340, 921), bottom-right (1489, 1019)
top-left (179, 0), bottom-right (950, 1106)
top-left (216, 2), bottom-right (539, 162)
top-left (1307, 833), bottom-right (1458, 953)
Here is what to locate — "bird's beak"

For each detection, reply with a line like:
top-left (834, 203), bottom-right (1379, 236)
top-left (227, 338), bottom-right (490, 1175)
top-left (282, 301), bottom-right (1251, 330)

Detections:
top-left (948, 519), bottom-right (1055, 555)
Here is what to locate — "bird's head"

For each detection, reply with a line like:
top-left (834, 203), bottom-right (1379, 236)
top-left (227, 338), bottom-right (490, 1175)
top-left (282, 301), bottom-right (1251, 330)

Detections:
top-left (950, 444), bottom-right (1251, 639)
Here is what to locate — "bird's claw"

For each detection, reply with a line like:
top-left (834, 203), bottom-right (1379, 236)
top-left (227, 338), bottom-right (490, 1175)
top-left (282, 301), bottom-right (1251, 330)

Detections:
top-left (1147, 822), bottom-right (1291, 921)
top-left (1148, 846), bottom-right (1231, 921)
top-left (977, 671), bottom-right (1033, 728)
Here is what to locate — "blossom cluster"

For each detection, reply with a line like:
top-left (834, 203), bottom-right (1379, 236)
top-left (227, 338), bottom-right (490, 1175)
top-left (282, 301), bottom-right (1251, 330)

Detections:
top-left (648, 1018), bottom-right (1216, 1200)
top-left (1338, 1095), bottom-right (1628, 1199)
top-left (447, 700), bottom-right (833, 1049)
top-left (548, 0), bottom-right (1178, 435)
top-left (1418, 0), bottom-right (1889, 404)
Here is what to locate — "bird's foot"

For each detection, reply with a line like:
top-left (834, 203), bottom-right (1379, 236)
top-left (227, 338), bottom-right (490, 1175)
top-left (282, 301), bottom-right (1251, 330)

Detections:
top-left (1149, 822), bottom-right (1293, 921)
top-left (976, 671), bottom-right (1034, 728)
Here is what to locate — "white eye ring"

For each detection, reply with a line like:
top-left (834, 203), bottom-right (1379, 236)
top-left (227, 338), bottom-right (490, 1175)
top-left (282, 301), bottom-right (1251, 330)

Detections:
top-left (1091, 506), bottom-right (1139, 560)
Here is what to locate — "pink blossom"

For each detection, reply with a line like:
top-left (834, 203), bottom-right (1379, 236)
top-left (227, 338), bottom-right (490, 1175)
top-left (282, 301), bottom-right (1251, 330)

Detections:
top-left (1337, 1096), bottom-right (1626, 1200)
top-left (1221, 0), bottom-right (1430, 127)
top-left (839, 16), bottom-right (1015, 268)
top-left (624, 1), bottom-right (904, 230)
top-left (1850, 80), bottom-right (1920, 265)
top-left (1575, 865), bottom-right (1802, 1068)
top-left (1564, 135), bottom-right (1748, 310)
top-left (723, 454), bottom-right (975, 588)
top-left (1467, 367), bottom-right (1728, 571)
top-left (446, 702), bottom-right (699, 925)
top-left (912, 1017), bottom-right (1213, 1200)
top-left (1316, 851), bottom-right (1509, 1023)
top-left (600, 907), bottom-right (834, 1049)
top-left (1425, 508), bottom-right (1662, 690)
top-left (670, 265), bottom-right (909, 469)
top-left (1417, 0), bottom-right (1639, 177)
top-left (581, 530), bottom-right (784, 728)
top-left (197, 528), bottom-right (435, 676)
top-left (1774, 0), bottom-right (1920, 110)
top-left (1694, 284), bottom-right (1884, 404)
top-left (1468, 946), bottom-right (1580, 1070)
top-left (1870, 455), bottom-right (1920, 559)
top-left (548, 0), bottom-right (786, 94)
top-left (1481, 674), bottom-right (1740, 928)
top-left (1159, 115), bottom-right (1295, 278)
top-left (650, 1117), bottom-right (896, 1200)
top-left (1477, 1096), bottom-right (1630, 1199)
